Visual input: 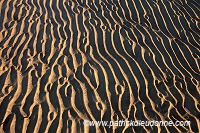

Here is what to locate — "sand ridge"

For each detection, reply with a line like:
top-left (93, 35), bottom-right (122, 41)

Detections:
top-left (0, 0), bottom-right (199, 132)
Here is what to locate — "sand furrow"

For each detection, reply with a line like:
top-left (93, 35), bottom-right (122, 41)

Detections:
top-left (0, 0), bottom-right (199, 132)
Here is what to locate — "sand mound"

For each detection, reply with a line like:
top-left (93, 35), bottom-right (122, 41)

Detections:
top-left (0, 0), bottom-right (199, 132)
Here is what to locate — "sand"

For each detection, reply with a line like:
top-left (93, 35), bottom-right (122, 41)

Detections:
top-left (0, 0), bottom-right (199, 132)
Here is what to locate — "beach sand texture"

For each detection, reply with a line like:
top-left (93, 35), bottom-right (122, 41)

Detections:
top-left (0, 0), bottom-right (199, 132)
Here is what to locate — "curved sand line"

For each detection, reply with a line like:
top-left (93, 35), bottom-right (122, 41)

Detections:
top-left (0, 0), bottom-right (199, 132)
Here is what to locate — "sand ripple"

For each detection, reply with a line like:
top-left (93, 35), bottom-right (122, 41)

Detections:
top-left (0, 0), bottom-right (199, 132)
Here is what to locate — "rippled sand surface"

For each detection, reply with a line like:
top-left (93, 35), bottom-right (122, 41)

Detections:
top-left (0, 0), bottom-right (199, 132)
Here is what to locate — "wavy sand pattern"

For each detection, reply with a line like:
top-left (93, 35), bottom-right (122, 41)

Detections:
top-left (0, 0), bottom-right (200, 132)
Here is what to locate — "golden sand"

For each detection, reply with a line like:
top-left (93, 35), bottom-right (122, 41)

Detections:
top-left (0, 0), bottom-right (199, 132)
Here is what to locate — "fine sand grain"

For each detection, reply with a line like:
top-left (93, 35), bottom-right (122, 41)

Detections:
top-left (0, 0), bottom-right (200, 132)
